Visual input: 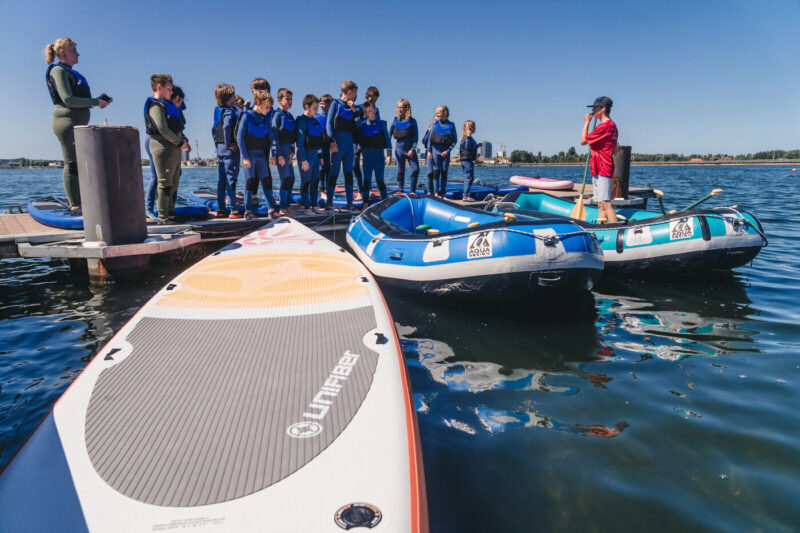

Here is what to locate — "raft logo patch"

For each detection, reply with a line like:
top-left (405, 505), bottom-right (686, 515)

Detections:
top-left (669, 218), bottom-right (694, 240)
top-left (467, 231), bottom-right (493, 259)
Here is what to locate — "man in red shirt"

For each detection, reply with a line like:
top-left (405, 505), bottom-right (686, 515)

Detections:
top-left (580, 96), bottom-right (618, 223)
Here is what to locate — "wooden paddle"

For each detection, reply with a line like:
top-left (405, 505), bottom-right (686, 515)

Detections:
top-left (570, 118), bottom-right (597, 220)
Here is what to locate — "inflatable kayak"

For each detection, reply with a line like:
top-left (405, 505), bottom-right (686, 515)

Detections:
top-left (510, 176), bottom-right (574, 191)
top-left (496, 190), bottom-right (767, 274)
top-left (28, 196), bottom-right (209, 229)
top-left (0, 218), bottom-right (427, 532)
top-left (346, 195), bottom-right (604, 297)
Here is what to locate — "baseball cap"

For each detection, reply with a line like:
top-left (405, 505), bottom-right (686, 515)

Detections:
top-left (587, 96), bottom-right (613, 109)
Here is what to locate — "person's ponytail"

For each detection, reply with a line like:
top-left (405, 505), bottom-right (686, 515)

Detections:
top-left (44, 43), bottom-right (56, 64)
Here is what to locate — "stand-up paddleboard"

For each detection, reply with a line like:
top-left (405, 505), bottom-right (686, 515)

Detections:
top-left (510, 175), bottom-right (574, 191)
top-left (0, 218), bottom-right (428, 532)
top-left (26, 197), bottom-right (83, 229)
top-left (27, 196), bottom-right (209, 229)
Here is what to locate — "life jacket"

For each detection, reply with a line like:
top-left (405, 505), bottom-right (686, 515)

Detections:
top-left (460, 137), bottom-right (478, 161)
top-left (46, 63), bottom-right (91, 105)
top-left (144, 97), bottom-right (184, 137)
top-left (275, 111), bottom-right (297, 144)
top-left (298, 115), bottom-right (325, 150)
top-left (212, 106), bottom-right (239, 146)
top-left (357, 120), bottom-right (387, 149)
top-left (430, 120), bottom-right (455, 146)
top-left (241, 110), bottom-right (271, 151)
top-left (332, 99), bottom-right (356, 132)
top-left (392, 117), bottom-right (416, 140)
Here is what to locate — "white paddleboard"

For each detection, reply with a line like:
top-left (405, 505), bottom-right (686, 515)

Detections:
top-left (0, 218), bottom-right (427, 532)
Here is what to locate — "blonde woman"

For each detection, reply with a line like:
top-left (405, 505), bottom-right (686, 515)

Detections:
top-left (44, 38), bottom-right (112, 213)
top-left (459, 120), bottom-right (482, 201)
top-left (388, 99), bottom-right (419, 193)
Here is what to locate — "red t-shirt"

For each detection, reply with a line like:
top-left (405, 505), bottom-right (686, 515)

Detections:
top-left (586, 119), bottom-right (618, 177)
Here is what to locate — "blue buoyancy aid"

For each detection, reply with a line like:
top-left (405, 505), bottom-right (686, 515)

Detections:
top-left (46, 63), bottom-right (91, 105)
top-left (332, 100), bottom-right (356, 132)
top-left (212, 106), bottom-right (239, 146)
top-left (144, 97), bottom-right (184, 137)
top-left (357, 120), bottom-right (388, 149)
top-left (242, 110), bottom-right (271, 151)
top-left (430, 120), bottom-right (456, 146)
top-left (275, 111), bottom-right (297, 144)
top-left (460, 137), bottom-right (478, 161)
top-left (392, 117), bottom-right (416, 140)
top-left (299, 115), bottom-right (325, 150)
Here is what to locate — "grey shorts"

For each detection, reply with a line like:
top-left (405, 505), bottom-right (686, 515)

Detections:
top-left (592, 175), bottom-right (611, 203)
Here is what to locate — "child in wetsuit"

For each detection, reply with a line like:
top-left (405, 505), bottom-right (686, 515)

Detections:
top-left (459, 120), bottom-right (482, 201)
top-left (326, 80), bottom-right (360, 210)
top-left (389, 98), bottom-right (419, 194)
top-left (426, 105), bottom-right (457, 198)
top-left (297, 94), bottom-right (327, 215)
top-left (316, 94), bottom-right (333, 196)
top-left (356, 101), bottom-right (391, 205)
top-left (354, 86), bottom-right (381, 194)
top-left (237, 90), bottom-right (277, 220)
top-left (212, 84), bottom-right (242, 218)
top-left (272, 88), bottom-right (297, 215)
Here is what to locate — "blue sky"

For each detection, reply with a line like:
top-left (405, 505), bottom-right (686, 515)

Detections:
top-left (2, 0), bottom-right (797, 159)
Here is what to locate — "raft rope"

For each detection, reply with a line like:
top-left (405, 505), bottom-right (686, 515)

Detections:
top-left (492, 202), bottom-right (768, 246)
top-left (354, 211), bottom-right (590, 246)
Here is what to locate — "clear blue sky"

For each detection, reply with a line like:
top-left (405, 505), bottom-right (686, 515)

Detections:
top-left (2, 0), bottom-right (797, 159)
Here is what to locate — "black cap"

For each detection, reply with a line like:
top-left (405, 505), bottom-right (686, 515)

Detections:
top-left (587, 96), bottom-right (613, 109)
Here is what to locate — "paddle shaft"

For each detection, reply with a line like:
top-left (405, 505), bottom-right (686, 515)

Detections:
top-left (682, 189), bottom-right (723, 211)
top-left (579, 118), bottom-right (598, 195)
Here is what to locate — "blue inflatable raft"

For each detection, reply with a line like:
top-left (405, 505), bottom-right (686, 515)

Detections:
top-left (346, 195), bottom-right (604, 297)
top-left (495, 191), bottom-right (767, 274)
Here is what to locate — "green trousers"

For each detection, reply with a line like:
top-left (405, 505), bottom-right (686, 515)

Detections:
top-left (52, 106), bottom-right (89, 207)
top-left (149, 136), bottom-right (182, 219)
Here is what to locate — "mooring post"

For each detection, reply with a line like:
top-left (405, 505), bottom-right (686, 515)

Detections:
top-left (611, 145), bottom-right (632, 199)
top-left (74, 126), bottom-right (148, 284)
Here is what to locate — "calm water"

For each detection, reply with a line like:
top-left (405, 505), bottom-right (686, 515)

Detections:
top-left (1, 166), bottom-right (799, 531)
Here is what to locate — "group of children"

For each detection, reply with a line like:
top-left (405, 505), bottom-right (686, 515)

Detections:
top-left (205, 78), bottom-right (484, 220)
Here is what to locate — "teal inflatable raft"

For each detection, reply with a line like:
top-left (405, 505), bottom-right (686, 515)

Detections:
top-left (495, 191), bottom-right (767, 274)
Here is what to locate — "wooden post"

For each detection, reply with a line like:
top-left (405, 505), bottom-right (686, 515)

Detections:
top-left (611, 145), bottom-right (632, 199)
top-left (74, 126), bottom-right (149, 283)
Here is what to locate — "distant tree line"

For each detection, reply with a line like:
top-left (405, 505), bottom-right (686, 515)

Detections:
top-left (0, 158), bottom-right (55, 167)
top-left (510, 148), bottom-right (800, 163)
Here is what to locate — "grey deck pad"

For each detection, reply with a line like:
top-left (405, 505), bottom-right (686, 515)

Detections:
top-left (85, 306), bottom-right (378, 507)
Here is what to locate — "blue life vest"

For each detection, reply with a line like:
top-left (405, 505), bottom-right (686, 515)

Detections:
top-left (430, 120), bottom-right (455, 146)
top-left (276, 111), bottom-right (297, 144)
top-left (46, 63), bottom-right (91, 105)
top-left (212, 106), bottom-right (239, 146)
top-left (460, 137), bottom-right (478, 161)
top-left (299, 115), bottom-right (325, 150)
top-left (358, 120), bottom-right (387, 149)
top-left (392, 117), bottom-right (416, 140)
top-left (332, 99), bottom-right (356, 132)
top-left (144, 97), bottom-right (184, 138)
top-left (242, 110), bottom-right (271, 151)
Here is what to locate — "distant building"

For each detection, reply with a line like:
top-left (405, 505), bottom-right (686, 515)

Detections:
top-left (181, 150), bottom-right (190, 162)
top-left (480, 141), bottom-right (493, 159)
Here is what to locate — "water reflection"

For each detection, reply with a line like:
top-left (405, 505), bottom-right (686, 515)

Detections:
top-left (595, 271), bottom-right (760, 362)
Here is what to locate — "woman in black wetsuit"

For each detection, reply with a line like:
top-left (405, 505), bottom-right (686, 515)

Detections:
top-left (44, 37), bottom-right (112, 213)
